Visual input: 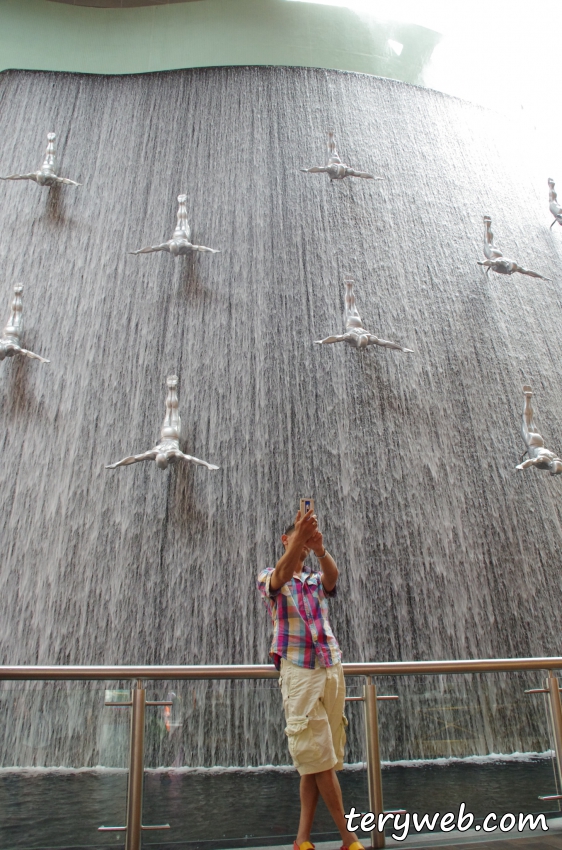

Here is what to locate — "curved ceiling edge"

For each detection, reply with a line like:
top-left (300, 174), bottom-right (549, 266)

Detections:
top-left (1, 0), bottom-right (440, 83)
top-left (48, 1), bottom-right (203, 6)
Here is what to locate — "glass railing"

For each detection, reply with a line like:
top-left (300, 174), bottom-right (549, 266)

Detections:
top-left (373, 672), bottom-right (559, 830)
top-left (0, 681), bottom-right (128, 848)
top-left (1, 658), bottom-right (562, 850)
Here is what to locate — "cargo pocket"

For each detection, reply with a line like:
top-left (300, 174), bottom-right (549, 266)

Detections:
top-left (285, 715), bottom-right (323, 768)
top-left (333, 714), bottom-right (348, 763)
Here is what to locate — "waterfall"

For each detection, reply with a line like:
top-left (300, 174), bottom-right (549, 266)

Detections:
top-left (0, 66), bottom-right (560, 767)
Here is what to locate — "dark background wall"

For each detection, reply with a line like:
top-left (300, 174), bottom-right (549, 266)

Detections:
top-left (0, 66), bottom-right (561, 762)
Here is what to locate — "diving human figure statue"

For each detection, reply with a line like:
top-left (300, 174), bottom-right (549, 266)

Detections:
top-left (477, 216), bottom-right (550, 280)
top-left (129, 195), bottom-right (220, 257)
top-left (0, 285), bottom-right (49, 363)
top-left (315, 280), bottom-right (413, 353)
top-left (106, 375), bottom-right (219, 471)
top-left (516, 386), bottom-right (562, 475)
top-left (0, 133), bottom-right (80, 187)
top-left (548, 179), bottom-right (562, 229)
top-left (301, 131), bottom-right (382, 182)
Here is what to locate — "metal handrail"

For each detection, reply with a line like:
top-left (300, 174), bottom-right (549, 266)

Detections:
top-left (4, 657), bottom-right (562, 850)
top-left (2, 655), bottom-right (562, 680)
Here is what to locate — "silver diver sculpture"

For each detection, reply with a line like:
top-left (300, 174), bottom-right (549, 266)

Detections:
top-left (478, 216), bottom-right (550, 280)
top-left (516, 386), bottom-right (562, 475)
top-left (301, 131), bottom-right (382, 182)
top-left (0, 132), bottom-right (80, 187)
top-left (106, 375), bottom-right (219, 472)
top-left (0, 285), bottom-right (49, 364)
top-left (129, 195), bottom-right (220, 257)
top-left (315, 279), bottom-right (413, 353)
top-left (548, 178), bottom-right (562, 229)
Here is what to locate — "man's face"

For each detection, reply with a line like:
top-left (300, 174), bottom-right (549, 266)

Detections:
top-left (282, 530), bottom-right (310, 561)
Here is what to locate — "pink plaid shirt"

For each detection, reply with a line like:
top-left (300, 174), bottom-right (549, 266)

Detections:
top-left (257, 567), bottom-right (342, 670)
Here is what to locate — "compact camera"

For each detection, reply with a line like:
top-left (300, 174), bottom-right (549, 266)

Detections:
top-left (300, 498), bottom-right (314, 516)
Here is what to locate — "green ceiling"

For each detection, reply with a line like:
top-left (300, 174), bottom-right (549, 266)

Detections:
top-left (0, 0), bottom-right (440, 82)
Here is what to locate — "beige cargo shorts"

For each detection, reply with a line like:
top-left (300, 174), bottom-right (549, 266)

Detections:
top-left (279, 658), bottom-right (348, 775)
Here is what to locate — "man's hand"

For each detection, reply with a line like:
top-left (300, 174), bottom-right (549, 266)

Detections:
top-left (307, 528), bottom-right (325, 557)
top-left (293, 508), bottom-right (318, 546)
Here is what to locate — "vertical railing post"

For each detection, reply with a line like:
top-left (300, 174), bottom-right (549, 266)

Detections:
top-left (125, 680), bottom-right (146, 850)
top-left (547, 673), bottom-right (562, 790)
top-left (100, 683), bottom-right (171, 841)
top-left (363, 677), bottom-right (385, 849)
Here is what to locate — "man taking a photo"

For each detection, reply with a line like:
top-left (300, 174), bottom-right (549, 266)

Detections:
top-left (257, 507), bottom-right (364, 850)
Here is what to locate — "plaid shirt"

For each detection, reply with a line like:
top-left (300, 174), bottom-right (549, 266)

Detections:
top-left (257, 567), bottom-right (342, 670)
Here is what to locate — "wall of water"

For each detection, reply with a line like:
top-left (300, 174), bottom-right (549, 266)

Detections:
top-left (0, 67), bottom-right (561, 766)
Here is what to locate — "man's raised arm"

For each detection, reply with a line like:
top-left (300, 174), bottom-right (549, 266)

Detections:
top-left (318, 551), bottom-right (339, 593)
top-left (307, 528), bottom-right (339, 592)
top-left (270, 509), bottom-right (316, 590)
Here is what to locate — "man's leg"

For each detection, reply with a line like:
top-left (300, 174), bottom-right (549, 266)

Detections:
top-left (295, 774), bottom-right (320, 845)
top-left (317, 664), bottom-right (360, 847)
top-left (315, 768), bottom-right (359, 847)
top-left (280, 661), bottom-right (326, 846)
top-left (282, 661), bottom-right (360, 847)
top-left (296, 770), bottom-right (359, 847)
